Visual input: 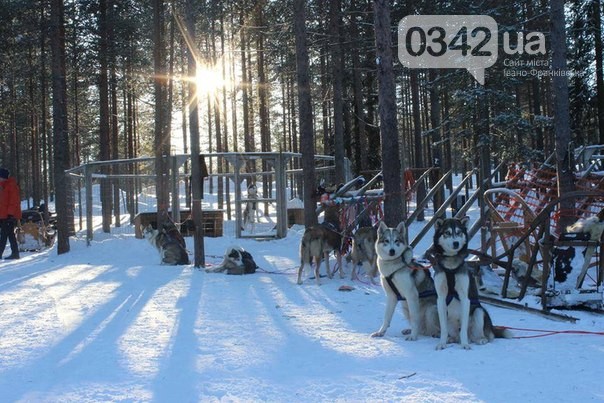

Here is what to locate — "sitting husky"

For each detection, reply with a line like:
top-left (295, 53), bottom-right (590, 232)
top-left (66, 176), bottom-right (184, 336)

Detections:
top-left (371, 221), bottom-right (439, 340)
top-left (349, 226), bottom-right (378, 283)
top-left (297, 206), bottom-right (343, 285)
top-left (162, 220), bottom-right (186, 249)
top-left (205, 246), bottom-right (258, 275)
top-left (144, 224), bottom-right (190, 265)
top-left (427, 217), bottom-right (509, 350)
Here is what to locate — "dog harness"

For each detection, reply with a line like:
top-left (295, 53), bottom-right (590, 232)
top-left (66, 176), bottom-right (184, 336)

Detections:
top-left (385, 272), bottom-right (437, 301)
top-left (321, 221), bottom-right (341, 233)
top-left (383, 248), bottom-right (436, 302)
top-left (441, 267), bottom-right (481, 307)
top-left (425, 248), bottom-right (480, 306)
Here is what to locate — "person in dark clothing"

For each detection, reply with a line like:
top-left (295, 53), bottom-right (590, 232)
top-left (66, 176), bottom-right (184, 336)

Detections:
top-left (0, 168), bottom-right (22, 259)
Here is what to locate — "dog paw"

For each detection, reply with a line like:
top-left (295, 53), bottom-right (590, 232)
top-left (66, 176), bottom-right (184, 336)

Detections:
top-left (435, 342), bottom-right (448, 350)
top-left (461, 343), bottom-right (472, 350)
top-left (371, 331), bottom-right (385, 338)
top-left (401, 328), bottom-right (411, 335)
top-left (476, 338), bottom-right (488, 345)
top-left (404, 334), bottom-right (418, 341)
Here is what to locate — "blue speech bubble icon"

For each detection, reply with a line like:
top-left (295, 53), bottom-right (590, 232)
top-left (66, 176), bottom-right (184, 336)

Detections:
top-left (398, 15), bottom-right (498, 85)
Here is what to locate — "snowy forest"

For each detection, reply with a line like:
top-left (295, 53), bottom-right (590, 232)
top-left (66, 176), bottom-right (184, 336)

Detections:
top-left (1, 0), bottom-right (603, 252)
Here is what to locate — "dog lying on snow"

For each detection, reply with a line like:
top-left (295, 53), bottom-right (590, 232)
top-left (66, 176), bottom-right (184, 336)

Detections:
top-left (349, 226), bottom-right (378, 283)
top-left (297, 206), bottom-right (343, 285)
top-left (371, 221), bottom-right (440, 340)
top-left (205, 246), bottom-right (258, 275)
top-left (427, 217), bottom-right (510, 350)
top-left (144, 224), bottom-right (190, 265)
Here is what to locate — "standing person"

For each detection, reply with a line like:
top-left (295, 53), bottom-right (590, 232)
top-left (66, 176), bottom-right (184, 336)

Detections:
top-left (0, 168), bottom-right (21, 259)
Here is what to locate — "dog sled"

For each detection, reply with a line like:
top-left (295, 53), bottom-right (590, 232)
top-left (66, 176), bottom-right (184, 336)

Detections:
top-left (483, 182), bottom-right (604, 310)
top-left (17, 209), bottom-right (56, 252)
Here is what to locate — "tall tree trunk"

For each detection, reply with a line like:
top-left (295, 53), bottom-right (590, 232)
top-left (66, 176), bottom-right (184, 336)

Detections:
top-left (183, 0), bottom-right (204, 267)
top-left (330, 0), bottom-right (345, 184)
top-left (350, 1), bottom-right (367, 174)
top-left (28, 52), bottom-right (41, 206)
top-left (153, 0), bottom-right (170, 229)
top-left (410, 70), bottom-right (425, 221)
top-left (40, 2), bottom-right (50, 221)
top-left (221, 16), bottom-right (232, 220)
top-left (240, 13), bottom-right (253, 183)
top-left (320, 51), bottom-right (330, 154)
top-left (210, 20), bottom-right (224, 209)
top-left (50, 0), bottom-right (70, 254)
top-left (374, 0), bottom-right (404, 227)
top-left (429, 70), bottom-right (443, 216)
top-left (110, 2), bottom-right (120, 227)
top-left (71, 10), bottom-right (81, 168)
top-left (293, 0), bottom-right (318, 227)
top-left (443, 89), bottom-right (453, 193)
top-left (256, 2), bottom-right (271, 215)
top-left (99, 0), bottom-right (112, 233)
top-left (594, 0), bottom-right (604, 144)
top-left (551, 0), bottom-right (576, 230)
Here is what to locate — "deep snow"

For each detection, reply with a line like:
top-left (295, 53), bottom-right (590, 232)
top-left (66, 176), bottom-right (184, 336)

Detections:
top-left (1, 193), bottom-right (603, 402)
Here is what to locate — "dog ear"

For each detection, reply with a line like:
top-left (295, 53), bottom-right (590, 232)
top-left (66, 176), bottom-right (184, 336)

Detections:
top-left (378, 221), bottom-right (388, 233)
top-left (435, 218), bottom-right (444, 230)
top-left (460, 216), bottom-right (470, 228)
top-left (395, 221), bottom-right (406, 235)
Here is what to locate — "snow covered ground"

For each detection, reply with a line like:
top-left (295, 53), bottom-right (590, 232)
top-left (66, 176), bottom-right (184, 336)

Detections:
top-left (1, 188), bottom-right (604, 402)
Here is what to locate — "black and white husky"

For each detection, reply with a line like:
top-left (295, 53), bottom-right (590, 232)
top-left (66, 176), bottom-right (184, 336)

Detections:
top-left (371, 221), bottom-right (439, 340)
top-left (143, 224), bottom-right (190, 265)
top-left (428, 217), bottom-right (509, 350)
top-left (206, 246), bottom-right (258, 275)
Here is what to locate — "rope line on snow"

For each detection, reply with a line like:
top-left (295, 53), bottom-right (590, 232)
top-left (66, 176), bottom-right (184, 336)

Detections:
top-left (500, 326), bottom-right (604, 339)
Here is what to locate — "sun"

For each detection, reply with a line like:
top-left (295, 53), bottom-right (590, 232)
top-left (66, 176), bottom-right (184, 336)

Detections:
top-left (195, 66), bottom-right (224, 97)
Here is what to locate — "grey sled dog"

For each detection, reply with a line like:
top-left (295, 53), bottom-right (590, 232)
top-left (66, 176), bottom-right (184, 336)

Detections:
top-left (144, 224), bottom-right (190, 265)
top-left (349, 226), bottom-right (378, 283)
top-left (427, 217), bottom-right (510, 350)
top-left (371, 221), bottom-right (439, 340)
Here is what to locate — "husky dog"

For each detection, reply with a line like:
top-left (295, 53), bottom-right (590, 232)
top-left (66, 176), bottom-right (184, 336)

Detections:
top-left (242, 184), bottom-right (261, 232)
top-left (555, 213), bottom-right (604, 290)
top-left (428, 217), bottom-right (509, 350)
top-left (161, 220), bottom-right (187, 249)
top-left (372, 221), bottom-right (439, 340)
top-left (566, 214), bottom-right (604, 242)
top-left (297, 206), bottom-right (343, 285)
top-left (143, 224), bottom-right (190, 265)
top-left (350, 226), bottom-right (378, 283)
top-left (206, 246), bottom-right (258, 275)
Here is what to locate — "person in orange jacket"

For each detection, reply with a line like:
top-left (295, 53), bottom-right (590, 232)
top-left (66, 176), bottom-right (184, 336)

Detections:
top-left (0, 168), bottom-right (22, 259)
